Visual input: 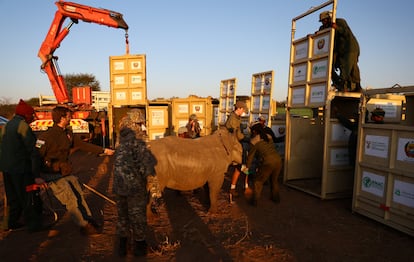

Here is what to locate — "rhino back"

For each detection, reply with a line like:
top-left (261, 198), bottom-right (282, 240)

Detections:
top-left (148, 135), bottom-right (231, 190)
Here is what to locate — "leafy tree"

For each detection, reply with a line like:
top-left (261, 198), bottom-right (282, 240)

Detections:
top-left (0, 97), bottom-right (13, 106)
top-left (26, 97), bottom-right (40, 107)
top-left (0, 104), bottom-right (15, 119)
top-left (64, 73), bottom-right (101, 100)
top-left (276, 101), bottom-right (286, 108)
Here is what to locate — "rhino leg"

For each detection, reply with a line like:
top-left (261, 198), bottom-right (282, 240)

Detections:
top-left (207, 175), bottom-right (224, 213)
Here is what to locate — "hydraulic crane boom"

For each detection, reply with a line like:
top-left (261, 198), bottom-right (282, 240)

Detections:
top-left (38, 1), bottom-right (129, 104)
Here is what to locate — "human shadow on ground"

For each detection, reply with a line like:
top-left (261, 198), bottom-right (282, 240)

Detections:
top-left (160, 187), bottom-right (232, 261)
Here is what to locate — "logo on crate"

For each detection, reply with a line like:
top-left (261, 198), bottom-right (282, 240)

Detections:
top-left (393, 180), bottom-right (414, 208)
top-left (313, 64), bottom-right (327, 75)
top-left (193, 104), bottom-right (203, 113)
top-left (131, 61), bottom-right (141, 69)
top-left (362, 176), bottom-right (384, 191)
top-left (404, 141), bottom-right (414, 158)
top-left (317, 38), bottom-right (325, 50)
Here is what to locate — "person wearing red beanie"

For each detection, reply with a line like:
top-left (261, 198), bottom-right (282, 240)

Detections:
top-left (0, 99), bottom-right (46, 232)
top-left (15, 99), bottom-right (35, 124)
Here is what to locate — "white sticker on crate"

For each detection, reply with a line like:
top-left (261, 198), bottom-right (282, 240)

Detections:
top-left (151, 110), bottom-right (165, 126)
top-left (292, 88), bottom-right (305, 105)
top-left (228, 98), bottom-right (235, 109)
top-left (310, 85), bottom-right (325, 103)
top-left (131, 75), bottom-right (142, 84)
top-left (293, 64), bottom-right (307, 82)
top-left (254, 78), bottom-right (262, 93)
top-left (364, 135), bottom-right (389, 158)
top-left (253, 96), bottom-right (260, 110)
top-left (115, 91), bottom-right (126, 100)
top-left (330, 148), bottom-right (349, 166)
top-left (331, 123), bottom-right (351, 142)
top-left (113, 61), bottom-right (125, 70)
top-left (361, 171), bottom-right (385, 197)
top-left (115, 76), bottom-right (125, 85)
top-left (295, 41), bottom-right (308, 61)
top-left (131, 91), bottom-right (142, 100)
top-left (178, 104), bottom-right (189, 114)
top-left (262, 96), bottom-right (270, 110)
top-left (397, 138), bottom-right (414, 162)
top-left (393, 180), bottom-right (414, 208)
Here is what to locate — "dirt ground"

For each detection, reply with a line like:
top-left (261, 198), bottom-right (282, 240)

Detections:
top-left (0, 150), bottom-right (413, 262)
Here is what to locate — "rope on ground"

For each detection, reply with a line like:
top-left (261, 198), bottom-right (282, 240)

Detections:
top-left (82, 183), bottom-right (116, 205)
top-left (229, 215), bottom-right (250, 247)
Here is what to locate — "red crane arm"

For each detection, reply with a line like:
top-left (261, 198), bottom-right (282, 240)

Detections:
top-left (38, 1), bottom-right (128, 104)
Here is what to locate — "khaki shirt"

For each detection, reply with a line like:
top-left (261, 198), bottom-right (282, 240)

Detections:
top-left (225, 111), bottom-right (244, 141)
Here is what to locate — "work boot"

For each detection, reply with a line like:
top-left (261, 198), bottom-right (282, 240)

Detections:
top-left (118, 237), bottom-right (128, 257)
top-left (229, 188), bottom-right (239, 198)
top-left (134, 240), bottom-right (148, 257)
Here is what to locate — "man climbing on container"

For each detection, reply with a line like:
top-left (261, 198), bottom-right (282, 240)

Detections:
top-left (319, 11), bottom-right (361, 92)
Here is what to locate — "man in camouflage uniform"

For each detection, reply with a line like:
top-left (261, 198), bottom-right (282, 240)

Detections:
top-left (185, 114), bottom-right (201, 138)
top-left (319, 11), bottom-right (361, 92)
top-left (113, 110), bottom-right (157, 257)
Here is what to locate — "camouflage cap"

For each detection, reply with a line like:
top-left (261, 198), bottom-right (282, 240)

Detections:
top-left (119, 115), bottom-right (143, 135)
top-left (119, 116), bottom-right (135, 130)
top-left (319, 10), bottom-right (332, 21)
top-left (127, 109), bottom-right (145, 123)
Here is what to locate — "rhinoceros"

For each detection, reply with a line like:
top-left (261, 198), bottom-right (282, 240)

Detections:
top-left (148, 127), bottom-right (242, 212)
